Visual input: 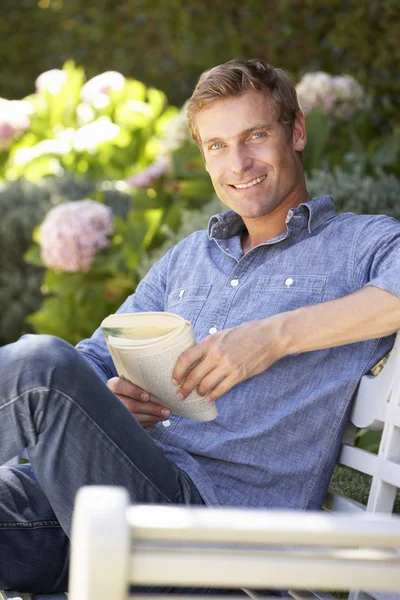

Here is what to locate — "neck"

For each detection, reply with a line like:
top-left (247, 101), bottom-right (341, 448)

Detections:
top-left (241, 186), bottom-right (311, 254)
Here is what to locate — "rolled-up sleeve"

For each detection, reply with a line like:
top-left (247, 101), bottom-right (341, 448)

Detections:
top-left (353, 215), bottom-right (400, 298)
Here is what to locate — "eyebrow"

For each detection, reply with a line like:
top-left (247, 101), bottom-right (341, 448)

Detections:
top-left (202, 123), bottom-right (274, 147)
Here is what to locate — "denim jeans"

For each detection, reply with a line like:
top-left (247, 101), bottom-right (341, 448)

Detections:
top-left (0, 335), bottom-right (207, 593)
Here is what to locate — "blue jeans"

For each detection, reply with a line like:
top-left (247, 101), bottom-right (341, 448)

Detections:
top-left (0, 335), bottom-right (207, 593)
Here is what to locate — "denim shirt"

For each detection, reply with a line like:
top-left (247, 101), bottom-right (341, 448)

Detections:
top-left (76, 195), bottom-right (400, 510)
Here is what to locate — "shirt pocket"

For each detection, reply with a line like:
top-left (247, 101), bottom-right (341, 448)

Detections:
top-left (253, 274), bottom-right (327, 315)
top-left (166, 283), bottom-right (212, 326)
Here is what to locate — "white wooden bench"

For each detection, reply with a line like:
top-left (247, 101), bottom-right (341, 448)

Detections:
top-left (2, 331), bottom-right (400, 600)
top-left (68, 486), bottom-right (400, 600)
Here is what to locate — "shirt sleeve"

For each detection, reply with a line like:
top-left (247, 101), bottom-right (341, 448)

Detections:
top-left (352, 214), bottom-right (400, 298)
top-left (75, 247), bottom-right (173, 383)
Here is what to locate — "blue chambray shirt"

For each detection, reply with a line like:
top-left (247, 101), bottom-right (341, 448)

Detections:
top-left (76, 195), bottom-right (400, 510)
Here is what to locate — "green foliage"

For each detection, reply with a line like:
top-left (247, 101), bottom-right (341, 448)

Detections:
top-left (330, 465), bottom-right (400, 512)
top-left (306, 167), bottom-right (400, 220)
top-left (18, 139), bottom-right (213, 345)
top-left (25, 209), bottom-right (161, 345)
top-left (0, 175), bottom-right (111, 346)
top-left (2, 0), bottom-right (399, 132)
top-left (1, 62), bottom-right (177, 182)
top-left (303, 110), bottom-right (400, 177)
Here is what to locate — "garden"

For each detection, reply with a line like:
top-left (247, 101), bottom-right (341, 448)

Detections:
top-left (1, 0), bottom-right (400, 501)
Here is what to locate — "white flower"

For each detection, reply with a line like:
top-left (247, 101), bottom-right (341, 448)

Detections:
top-left (35, 69), bottom-right (67, 95)
top-left (162, 101), bottom-right (193, 153)
top-left (81, 71), bottom-right (125, 106)
top-left (296, 72), bottom-right (365, 120)
top-left (76, 102), bottom-right (96, 126)
top-left (73, 117), bottom-right (120, 153)
top-left (0, 98), bottom-right (32, 150)
top-left (40, 200), bottom-right (114, 272)
top-left (14, 137), bottom-right (71, 166)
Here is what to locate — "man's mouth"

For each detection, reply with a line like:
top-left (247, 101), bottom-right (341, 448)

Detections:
top-left (230, 175), bottom-right (267, 189)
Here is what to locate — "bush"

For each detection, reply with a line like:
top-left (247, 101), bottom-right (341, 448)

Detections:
top-left (0, 62), bottom-right (178, 182)
top-left (0, 175), bottom-right (132, 346)
top-left (2, 0), bottom-right (400, 133)
top-left (307, 167), bottom-right (400, 220)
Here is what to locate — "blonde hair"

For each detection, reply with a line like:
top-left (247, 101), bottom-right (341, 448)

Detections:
top-left (187, 59), bottom-right (300, 145)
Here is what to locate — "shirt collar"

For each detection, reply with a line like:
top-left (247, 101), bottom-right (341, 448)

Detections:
top-left (208, 195), bottom-right (336, 240)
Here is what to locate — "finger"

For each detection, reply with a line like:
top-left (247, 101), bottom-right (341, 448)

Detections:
top-left (172, 341), bottom-right (207, 385)
top-left (137, 415), bottom-right (168, 428)
top-left (176, 358), bottom-right (219, 399)
top-left (107, 377), bottom-right (150, 401)
top-left (203, 374), bottom-right (237, 403)
top-left (116, 394), bottom-right (171, 420)
top-left (196, 369), bottom-right (229, 398)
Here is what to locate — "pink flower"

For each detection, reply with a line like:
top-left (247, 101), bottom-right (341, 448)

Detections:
top-left (126, 161), bottom-right (168, 188)
top-left (296, 72), bottom-right (365, 120)
top-left (35, 69), bottom-right (67, 95)
top-left (81, 71), bottom-right (125, 106)
top-left (40, 200), bottom-right (114, 272)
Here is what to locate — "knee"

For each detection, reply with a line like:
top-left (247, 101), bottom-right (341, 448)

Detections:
top-left (10, 335), bottom-right (81, 381)
top-left (15, 334), bottom-right (73, 365)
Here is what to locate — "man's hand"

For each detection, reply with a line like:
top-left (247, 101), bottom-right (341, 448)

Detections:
top-left (172, 318), bottom-right (285, 403)
top-left (107, 377), bottom-right (171, 428)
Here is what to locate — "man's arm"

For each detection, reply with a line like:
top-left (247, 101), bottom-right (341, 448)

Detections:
top-left (76, 248), bottom-right (175, 427)
top-left (172, 286), bottom-right (400, 403)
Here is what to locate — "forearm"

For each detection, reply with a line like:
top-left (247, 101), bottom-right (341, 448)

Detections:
top-left (277, 286), bottom-right (400, 356)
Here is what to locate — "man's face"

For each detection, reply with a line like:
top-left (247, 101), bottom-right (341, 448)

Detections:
top-left (196, 91), bottom-right (307, 221)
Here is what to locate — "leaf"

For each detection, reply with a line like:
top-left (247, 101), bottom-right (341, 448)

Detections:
top-left (369, 134), bottom-right (399, 167)
top-left (24, 244), bottom-right (43, 267)
top-left (302, 109), bottom-right (333, 173)
top-left (147, 87), bottom-right (167, 119)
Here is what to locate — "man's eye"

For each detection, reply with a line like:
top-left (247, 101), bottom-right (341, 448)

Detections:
top-left (252, 132), bottom-right (265, 140)
top-left (210, 142), bottom-right (223, 150)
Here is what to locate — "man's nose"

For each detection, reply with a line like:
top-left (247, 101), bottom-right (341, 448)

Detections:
top-left (229, 145), bottom-right (253, 174)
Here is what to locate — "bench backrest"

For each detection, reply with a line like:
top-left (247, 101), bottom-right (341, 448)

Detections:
top-left (327, 331), bottom-right (400, 514)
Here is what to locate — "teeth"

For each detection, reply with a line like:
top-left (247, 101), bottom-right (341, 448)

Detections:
top-left (233, 175), bottom-right (266, 189)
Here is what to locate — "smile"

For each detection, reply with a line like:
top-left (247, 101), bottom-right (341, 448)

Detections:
top-left (231, 175), bottom-right (266, 189)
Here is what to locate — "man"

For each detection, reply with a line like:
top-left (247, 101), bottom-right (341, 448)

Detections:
top-left (0, 59), bottom-right (400, 593)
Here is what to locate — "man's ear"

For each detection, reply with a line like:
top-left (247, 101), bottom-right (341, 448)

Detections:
top-left (292, 111), bottom-right (307, 152)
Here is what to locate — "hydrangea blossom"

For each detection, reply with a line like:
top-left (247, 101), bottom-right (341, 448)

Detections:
top-left (35, 69), bottom-right (67, 95)
top-left (76, 102), bottom-right (96, 126)
top-left (14, 137), bottom-right (71, 166)
top-left (162, 101), bottom-right (193, 153)
top-left (126, 160), bottom-right (168, 188)
top-left (81, 71), bottom-right (125, 108)
top-left (73, 117), bottom-right (120, 153)
top-left (296, 72), bottom-right (365, 120)
top-left (40, 200), bottom-right (114, 272)
top-left (0, 99), bottom-right (32, 150)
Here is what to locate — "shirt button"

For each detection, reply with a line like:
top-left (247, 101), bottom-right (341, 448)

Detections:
top-left (285, 278), bottom-right (294, 287)
top-left (209, 327), bottom-right (217, 334)
top-left (230, 279), bottom-right (239, 287)
top-left (163, 420), bottom-right (171, 427)
top-left (179, 289), bottom-right (185, 299)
